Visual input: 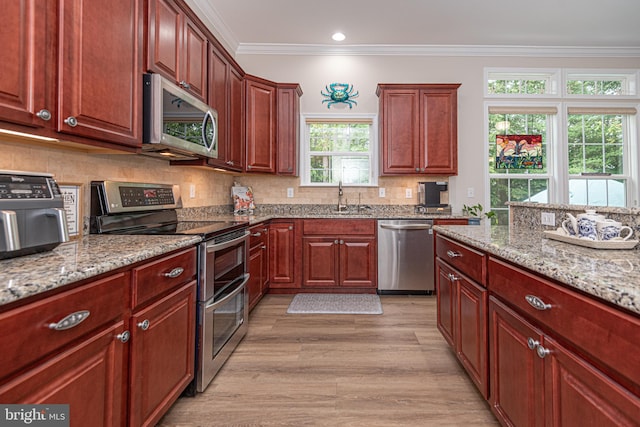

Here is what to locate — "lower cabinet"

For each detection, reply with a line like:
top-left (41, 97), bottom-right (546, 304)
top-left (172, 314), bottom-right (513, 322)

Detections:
top-left (0, 246), bottom-right (198, 427)
top-left (435, 257), bottom-right (488, 398)
top-left (489, 296), bottom-right (640, 427)
top-left (129, 281), bottom-right (196, 427)
top-left (248, 223), bottom-right (269, 310)
top-left (269, 220), bottom-right (300, 289)
top-left (301, 219), bottom-right (377, 291)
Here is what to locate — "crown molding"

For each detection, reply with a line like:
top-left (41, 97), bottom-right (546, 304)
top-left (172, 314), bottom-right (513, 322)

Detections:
top-left (183, 0), bottom-right (239, 54)
top-left (235, 43), bottom-right (640, 58)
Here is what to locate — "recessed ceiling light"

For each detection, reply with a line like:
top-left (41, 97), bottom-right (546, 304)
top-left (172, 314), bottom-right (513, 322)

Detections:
top-left (332, 32), bottom-right (346, 42)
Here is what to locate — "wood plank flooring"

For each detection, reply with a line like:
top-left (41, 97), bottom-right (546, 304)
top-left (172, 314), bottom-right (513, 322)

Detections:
top-left (158, 294), bottom-right (500, 427)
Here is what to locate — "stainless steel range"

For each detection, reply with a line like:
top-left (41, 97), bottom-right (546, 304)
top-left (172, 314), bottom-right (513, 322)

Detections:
top-left (90, 180), bottom-right (250, 393)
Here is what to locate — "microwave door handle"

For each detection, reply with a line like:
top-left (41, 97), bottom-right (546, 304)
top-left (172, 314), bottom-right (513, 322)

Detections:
top-left (1, 210), bottom-right (21, 251)
top-left (202, 110), bottom-right (215, 152)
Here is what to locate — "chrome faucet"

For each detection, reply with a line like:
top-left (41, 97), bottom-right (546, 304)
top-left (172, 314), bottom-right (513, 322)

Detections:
top-left (337, 181), bottom-right (348, 212)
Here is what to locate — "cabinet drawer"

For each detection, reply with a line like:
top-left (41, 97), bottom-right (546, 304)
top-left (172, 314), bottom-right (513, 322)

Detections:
top-left (435, 235), bottom-right (486, 285)
top-left (249, 223), bottom-right (268, 248)
top-left (303, 219), bottom-right (376, 236)
top-left (132, 247), bottom-right (196, 308)
top-left (0, 272), bottom-right (129, 380)
top-left (488, 257), bottom-right (640, 390)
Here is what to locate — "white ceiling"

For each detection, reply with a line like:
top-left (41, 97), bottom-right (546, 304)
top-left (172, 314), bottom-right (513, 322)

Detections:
top-left (187, 0), bottom-right (640, 56)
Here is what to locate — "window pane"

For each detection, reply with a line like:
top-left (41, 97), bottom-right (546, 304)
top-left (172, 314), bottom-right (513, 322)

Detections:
top-left (309, 123), bottom-right (370, 153)
top-left (308, 155), bottom-right (370, 184)
top-left (567, 114), bottom-right (625, 176)
top-left (488, 113), bottom-right (548, 174)
top-left (569, 179), bottom-right (626, 207)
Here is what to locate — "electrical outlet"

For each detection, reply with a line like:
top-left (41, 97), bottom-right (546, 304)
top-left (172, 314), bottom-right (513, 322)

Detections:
top-left (467, 187), bottom-right (474, 198)
top-left (379, 187), bottom-right (386, 197)
top-left (287, 188), bottom-right (294, 198)
top-left (189, 184), bottom-right (196, 198)
top-left (541, 212), bottom-right (556, 226)
top-left (405, 188), bottom-right (412, 199)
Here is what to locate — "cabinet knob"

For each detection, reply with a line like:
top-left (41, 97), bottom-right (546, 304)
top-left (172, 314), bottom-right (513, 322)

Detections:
top-left (226, 161), bottom-right (234, 165)
top-left (288, 226), bottom-right (293, 230)
top-left (447, 273), bottom-right (459, 282)
top-left (536, 345), bottom-right (550, 359)
top-left (247, 165), bottom-right (252, 169)
top-left (116, 331), bottom-right (130, 343)
top-left (48, 310), bottom-right (90, 331)
top-left (339, 240), bottom-right (344, 244)
top-left (36, 109), bottom-right (52, 121)
top-left (179, 80), bottom-right (191, 89)
top-left (421, 168), bottom-right (425, 172)
top-left (64, 116), bottom-right (78, 127)
top-left (527, 337), bottom-right (540, 350)
top-left (164, 267), bottom-right (184, 278)
top-left (261, 245), bottom-right (267, 250)
top-left (415, 167), bottom-right (420, 172)
top-left (251, 232), bottom-right (262, 237)
top-left (525, 295), bottom-right (552, 311)
top-left (288, 167), bottom-right (292, 171)
top-left (334, 240), bottom-right (339, 244)
top-left (137, 319), bottom-right (150, 331)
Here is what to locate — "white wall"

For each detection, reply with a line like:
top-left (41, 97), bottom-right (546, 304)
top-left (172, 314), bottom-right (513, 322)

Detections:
top-left (235, 54), bottom-right (640, 212)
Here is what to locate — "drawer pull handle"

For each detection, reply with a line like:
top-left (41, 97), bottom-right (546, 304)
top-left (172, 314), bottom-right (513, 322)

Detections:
top-left (446, 250), bottom-right (462, 258)
top-left (527, 337), bottom-right (540, 350)
top-left (164, 267), bottom-right (184, 278)
top-left (251, 232), bottom-right (262, 237)
top-left (525, 295), bottom-right (552, 311)
top-left (137, 319), bottom-right (150, 331)
top-left (447, 273), bottom-right (459, 282)
top-left (116, 331), bottom-right (130, 343)
top-left (48, 310), bottom-right (90, 331)
top-left (536, 345), bottom-right (550, 359)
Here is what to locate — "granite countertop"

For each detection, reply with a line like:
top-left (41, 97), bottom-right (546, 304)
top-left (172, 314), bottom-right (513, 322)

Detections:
top-left (0, 234), bottom-right (202, 309)
top-left (197, 213), bottom-right (467, 225)
top-left (433, 224), bottom-right (640, 316)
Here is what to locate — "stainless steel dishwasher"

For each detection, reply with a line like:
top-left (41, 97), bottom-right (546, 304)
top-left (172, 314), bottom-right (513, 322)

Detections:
top-left (377, 219), bottom-right (434, 294)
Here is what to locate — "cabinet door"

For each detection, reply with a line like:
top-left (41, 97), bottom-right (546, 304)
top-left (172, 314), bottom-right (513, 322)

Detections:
top-left (208, 46), bottom-right (229, 168)
top-left (489, 297), bottom-right (545, 427)
top-left (0, 322), bottom-right (127, 427)
top-left (248, 244), bottom-right (265, 310)
top-left (303, 237), bottom-right (339, 287)
top-left (129, 281), bottom-right (196, 427)
top-left (277, 85), bottom-right (302, 175)
top-left (543, 336), bottom-right (640, 427)
top-left (58, 0), bottom-right (140, 147)
top-left (339, 238), bottom-right (376, 287)
top-left (245, 78), bottom-right (276, 173)
top-left (147, 0), bottom-right (181, 81)
top-left (269, 222), bottom-right (299, 288)
top-left (227, 67), bottom-right (245, 170)
top-left (420, 88), bottom-right (458, 174)
top-left (379, 89), bottom-right (420, 174)
top-left (457, 276), bottom-right (488, 398)
top-left (435, 258), bottom-right (456, 347)
top-left (183, 18), bottom-right (207, 100)
top-left (0, 0), bottom-right (48, 128)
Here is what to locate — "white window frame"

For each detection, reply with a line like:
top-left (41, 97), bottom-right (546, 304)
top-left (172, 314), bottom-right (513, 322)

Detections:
top-left (484, 67), bottom-right (640, 208)
top-left (484, 67), bottom-right (561, 98)
top-left (299, 113), bottom-right (379, 187)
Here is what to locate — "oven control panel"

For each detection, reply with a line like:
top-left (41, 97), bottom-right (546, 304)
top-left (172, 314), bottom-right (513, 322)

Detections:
top-left (0, 172), bottom-right (61, 201)
top-left (94, 181), bottom-right (182, 213)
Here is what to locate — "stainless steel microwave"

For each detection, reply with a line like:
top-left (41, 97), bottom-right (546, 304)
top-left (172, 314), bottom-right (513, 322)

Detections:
top-left (142, 73), bottom-right (218, 161)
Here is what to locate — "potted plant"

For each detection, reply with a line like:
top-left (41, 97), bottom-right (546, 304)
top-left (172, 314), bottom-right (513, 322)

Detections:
top-left (462, 203), bottom-right (496, 225)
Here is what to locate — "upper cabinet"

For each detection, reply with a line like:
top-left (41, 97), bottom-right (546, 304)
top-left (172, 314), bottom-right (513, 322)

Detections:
top-left (147, 0), bottom-right (207, 101)
top-left (245, 75), bottom-right (277, 173)
top-left (0, 0), bottom-right (142, 149)
top-left (276, 84), bottom-right (303, 176)
top-left (207, 43), bottom-right (244, 171)
top-left (377, 84), bottom-right (460, 175)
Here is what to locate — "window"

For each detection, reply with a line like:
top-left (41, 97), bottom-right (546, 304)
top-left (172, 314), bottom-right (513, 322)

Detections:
top-left (485, 68), bottom-right (639, 210)
top-left (301, 115), bottom-right (378, 186)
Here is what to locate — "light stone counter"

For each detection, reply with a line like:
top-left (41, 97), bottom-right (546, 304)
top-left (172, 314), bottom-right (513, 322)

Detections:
top-left (434, 224), bottom-right (640, 316)
top-left (0, 234), bottom-right (202, 308)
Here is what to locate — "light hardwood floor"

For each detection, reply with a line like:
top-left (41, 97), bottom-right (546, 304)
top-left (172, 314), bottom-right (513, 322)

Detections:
top-left (158, 294), bottom-right (500, 427)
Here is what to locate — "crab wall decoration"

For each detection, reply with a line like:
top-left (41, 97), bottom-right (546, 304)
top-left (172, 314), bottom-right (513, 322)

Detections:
top-left (321, 83), bottom-right (359, 109)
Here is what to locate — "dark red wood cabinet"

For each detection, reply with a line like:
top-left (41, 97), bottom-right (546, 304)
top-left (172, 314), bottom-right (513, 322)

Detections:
top-left (377, 84), bottom-right (460, 175)
top-left (276, 84), bottom-right (303, 175)
top-left (1, 0), bottom-right (141, 148)
top-left (147, 0), bottom-right (207, 101)
top-left (269, 220), bottom-right (301, 289)
top-left (248, 223), bottom-right (269, 310)
top-left (302, 220), bottom-right (377, 291)
top-left (245, 75), bottom-right (277, 173)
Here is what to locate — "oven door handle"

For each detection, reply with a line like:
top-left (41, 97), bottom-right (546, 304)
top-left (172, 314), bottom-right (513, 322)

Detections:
top-left (206, 230), bottom-right (250, 253)
top-left (205, 273), bottom-right (250, 311)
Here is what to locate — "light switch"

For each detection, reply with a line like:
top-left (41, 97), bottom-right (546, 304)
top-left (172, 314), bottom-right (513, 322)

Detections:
top-left (189, 184), bottom-right (196, 198)
top-left (379, 188), bottom-right (386, 197)
top-left (287, 188), bottom-right (294, 198)
top-left (405, 188), bottom-right (412, 199)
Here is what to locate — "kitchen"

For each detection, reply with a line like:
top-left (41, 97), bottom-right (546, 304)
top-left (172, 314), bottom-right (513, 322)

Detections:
top-left (1, 0), bottom-right (640, 426)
